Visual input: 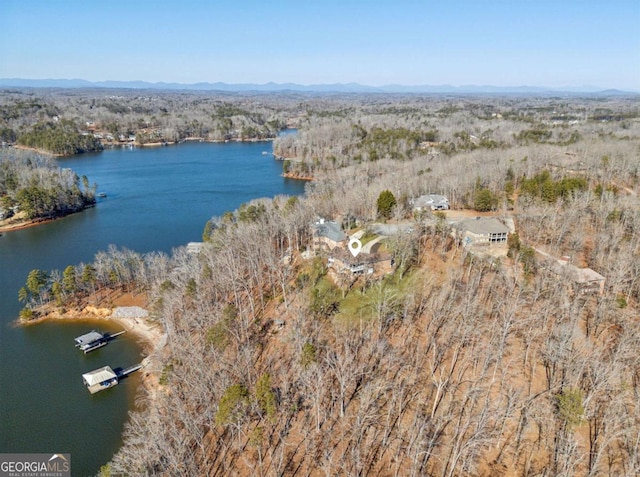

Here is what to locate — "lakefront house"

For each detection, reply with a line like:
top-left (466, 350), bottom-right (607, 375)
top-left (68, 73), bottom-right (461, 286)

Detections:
top-left (455, 217), bottom-right (510, 248)
top-left (311, 219), bottom-right (347, 251)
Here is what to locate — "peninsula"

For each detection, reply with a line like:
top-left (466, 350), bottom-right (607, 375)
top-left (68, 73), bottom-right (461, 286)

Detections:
top-left (0, 151), bottom-right (97, 233)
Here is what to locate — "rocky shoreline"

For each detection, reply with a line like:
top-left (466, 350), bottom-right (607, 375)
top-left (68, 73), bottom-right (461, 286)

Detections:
top-left (282, 171), bottom-right (313, 181)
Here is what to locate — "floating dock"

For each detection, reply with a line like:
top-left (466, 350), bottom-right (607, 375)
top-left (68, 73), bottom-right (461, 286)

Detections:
top-left (82, 363), bottom-right (143, 394)
top-left (74, 329), bottom-right (126, 353)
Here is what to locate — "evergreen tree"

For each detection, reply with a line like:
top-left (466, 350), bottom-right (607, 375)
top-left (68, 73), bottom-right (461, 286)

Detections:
top-left (376, 189), bottom-right (397, 219)
top-left (255, 373), bottom-right (277, 421)
top-left (215, 384), bottom-right (250, 426)
top-left (63, 265), bottom-right (77, 293)
top-left (474, 188), bottom-right (499, 212)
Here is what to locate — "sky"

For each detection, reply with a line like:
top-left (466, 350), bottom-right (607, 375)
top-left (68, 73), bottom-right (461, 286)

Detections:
top-left (1, 0), bottom-right (639, 90)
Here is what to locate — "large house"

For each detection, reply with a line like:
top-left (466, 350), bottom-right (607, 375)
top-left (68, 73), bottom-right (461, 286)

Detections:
top-left (455, 217), bottom-right (510, 247)
top-left (411, 194), bottom-right (450, 211)
top-left (186, 242), bottom-right (205, 254)
top-left (545, 257), bottom-right (606, 295)
top-left (311, 219), bottom-right (347, 251)
top-left (328, 248), bottom-right (394, 278)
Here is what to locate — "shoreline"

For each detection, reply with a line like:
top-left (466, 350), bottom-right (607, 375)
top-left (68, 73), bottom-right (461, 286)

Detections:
top-left (6, 134), bottom-right (275, 157)
top-left (282, 172), bottom-right (313, 181)
top-left (18, 302), bottom-right (165, 355)
top-left (0, 216), bottom-right (58, 233)
top-left (0, 205), bottom-right (95, 234)
top-left (18, 299), bottom-right (166, 401)
top-left (180, 136), bottom-right (275, 143)
top-left (11, 144), bottom-right (69, 157)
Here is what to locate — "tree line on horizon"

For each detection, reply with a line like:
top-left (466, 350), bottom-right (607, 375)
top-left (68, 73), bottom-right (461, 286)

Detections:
top-left (0, 90), bottom-right (295, 153)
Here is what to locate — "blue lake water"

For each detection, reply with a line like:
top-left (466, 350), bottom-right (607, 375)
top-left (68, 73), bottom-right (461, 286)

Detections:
top-left (0, 140), bottom-right (305, 475)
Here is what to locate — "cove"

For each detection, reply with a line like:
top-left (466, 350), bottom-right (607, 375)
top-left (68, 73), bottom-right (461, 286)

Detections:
top-left (0, 140), bottom-right (305, 475)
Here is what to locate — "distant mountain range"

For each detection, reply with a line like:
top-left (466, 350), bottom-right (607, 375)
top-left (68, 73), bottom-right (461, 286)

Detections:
top-left (0, 78), bottom-right (636, 95)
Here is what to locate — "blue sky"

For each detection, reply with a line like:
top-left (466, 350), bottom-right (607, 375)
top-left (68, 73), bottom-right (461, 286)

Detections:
top-left (1, 0), bottom-right (639, 89)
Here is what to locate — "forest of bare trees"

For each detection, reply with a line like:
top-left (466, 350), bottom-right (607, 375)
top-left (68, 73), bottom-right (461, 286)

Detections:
top-left (11, 90), bottom-right (640, 476)
top-left (0, 89), bottom-right (295, 152)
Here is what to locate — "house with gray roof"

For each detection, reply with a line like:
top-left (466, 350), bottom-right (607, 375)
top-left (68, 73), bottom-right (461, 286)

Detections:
top-left (455, 217), bottom-right (509, 247)
top-left (545, 257), bottom-right (606, 295)
top-left (311, 219), bottom-right (347, 251)
top-left (411, 194), bottom-right (450, 211)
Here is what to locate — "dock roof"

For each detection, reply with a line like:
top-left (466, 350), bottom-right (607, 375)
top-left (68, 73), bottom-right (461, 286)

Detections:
top-left (82, 366), bottom-right (117, 387)
top-left (74, 330), bottom-right (104, 346)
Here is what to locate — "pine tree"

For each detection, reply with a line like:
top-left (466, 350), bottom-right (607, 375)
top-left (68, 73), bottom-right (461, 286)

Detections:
top-left (377, 189), bottom-right (397, 219)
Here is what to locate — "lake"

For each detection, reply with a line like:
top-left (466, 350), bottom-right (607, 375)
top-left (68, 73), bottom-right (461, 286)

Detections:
top-left (0, 140), bottom-right (305, 475)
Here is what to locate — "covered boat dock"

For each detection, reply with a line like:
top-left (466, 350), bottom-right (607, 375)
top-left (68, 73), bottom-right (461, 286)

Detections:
top-left (82, 363), bottom-right (143, 394)
top-left (74, 329), bottom-right (126, 353)
top-left (82, 366), bottom-right (118, 394)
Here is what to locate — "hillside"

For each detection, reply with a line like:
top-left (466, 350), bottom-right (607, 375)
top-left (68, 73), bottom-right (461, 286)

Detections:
top-left (13, 93), bottom-right (640, 476)
top-left (104, 209), bottom-right (638, 476)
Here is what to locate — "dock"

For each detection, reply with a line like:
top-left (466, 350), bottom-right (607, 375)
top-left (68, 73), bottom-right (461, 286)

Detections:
top-left (82, 363), bottom-right (143, 394)
top-left (82, 366), bottom-right (119, 394)
top-left (74, 329), bottom-right (126, 353)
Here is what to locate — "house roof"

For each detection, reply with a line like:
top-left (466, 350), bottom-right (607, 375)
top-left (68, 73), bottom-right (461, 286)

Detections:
top-left (82, 366), bottom-right (117, 386)
top-left (457, 217), bottom-right (509, 235)
top-left (576, 268), bottom-right (605, 283)
top-left (312, 220), bottom-right (347, 242)
top-left (550, 260), bottom-right (605, 284)
top-left (412, 194), bottom-right (449, 208)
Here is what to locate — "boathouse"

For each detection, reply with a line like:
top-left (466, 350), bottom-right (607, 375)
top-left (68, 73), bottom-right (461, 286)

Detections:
top-left (74, 330), bottom-right (106, 352)
top-left (82, 366), bottom-right (118, 394)
top-left (74, 329), bottom-right (126, 353)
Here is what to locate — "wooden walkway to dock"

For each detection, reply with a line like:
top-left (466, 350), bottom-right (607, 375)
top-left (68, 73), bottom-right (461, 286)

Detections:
top-left (117, 363), bottom-right (142, 379)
